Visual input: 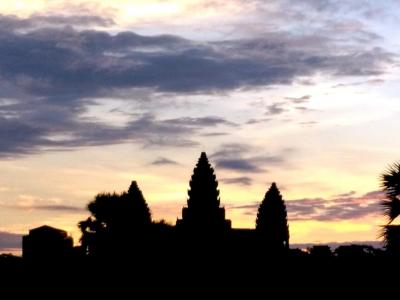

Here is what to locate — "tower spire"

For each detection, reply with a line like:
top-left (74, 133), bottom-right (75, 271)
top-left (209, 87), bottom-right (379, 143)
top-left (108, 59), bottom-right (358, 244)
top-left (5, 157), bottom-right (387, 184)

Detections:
top-left (177, 152), bottom-right (231, 233)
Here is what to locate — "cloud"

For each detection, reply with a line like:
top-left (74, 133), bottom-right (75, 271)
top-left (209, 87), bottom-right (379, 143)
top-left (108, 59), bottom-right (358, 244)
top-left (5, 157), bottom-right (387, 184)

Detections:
top-left (30, 14), bottom-right (115, 27)
top-left (212, 143), bottom-right (252, 158)
top-left (333, 191), bottom-right (357, 198)
top-left (264, 96), bottom-right (312, 117)
top-left (22, 205), bottom-right (84, 212)
top-left (211, 143), bottom-right (285, 173)
top-left (0, 13), bottom-right (394, 157)
top-left (289, 190), bottom-right (383, 221)
top-left (282, 0), bottom-right (385, 17)
top-left (332, 78), bottom-right (385, 88)
top-left (162, 117), bottom-right (236, 128)
top-left (0, 195), bottom-right (84, 212)
top-left (246, 118), bottom-right (271, 125)
top-left (0, 231), bottom-right (21, 253)
top-left (200, 132), bottom-right (230, 137)
top-left (0, 111), bottom-right (236, 157)
top-left (215, 158), bottom-right (264, 172)
top-left (0, 16), bottom-right (393, 99)
top-left (0, 14), bottom-right (114, 32)
top-left (259, 0), bottom-right (392, 26)
top-left (299, 121), bottom-right (319, 126)
top-left (284, 95), bottom-right (311, 103)
top-left (231, 190), bottom-right (384, 221)
top-left (2, 203), bottom-right (84, 212)
top-left (265, 103), bottom-right (286, 116)
top-left (150, 157), bottom-right (180, 166)
top-left (220, 176), bottom-right (253, 186)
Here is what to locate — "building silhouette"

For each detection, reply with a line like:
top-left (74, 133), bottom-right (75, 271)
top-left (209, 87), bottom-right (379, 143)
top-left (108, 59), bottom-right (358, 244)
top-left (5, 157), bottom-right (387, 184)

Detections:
top-left (18, 153), bottom-right (400, 263)
top-left (23, 225), bottom-right (73, 260)
top-left (256, 183), bottom-right (289, 251)
top-left (176, 152), bottom-right (231, 235)
top-left (26, 152), bottom-right (296, 259)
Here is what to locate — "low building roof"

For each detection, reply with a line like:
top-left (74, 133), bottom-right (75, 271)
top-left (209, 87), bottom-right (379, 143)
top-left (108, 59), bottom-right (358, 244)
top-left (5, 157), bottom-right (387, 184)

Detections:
top-left (29, 225), bottom-right (68, 237)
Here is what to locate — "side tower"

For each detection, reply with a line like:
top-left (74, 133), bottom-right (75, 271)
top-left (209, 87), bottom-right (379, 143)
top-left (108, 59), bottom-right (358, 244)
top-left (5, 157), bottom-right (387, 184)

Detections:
top-left (256, 182), bottom-right (289, 252)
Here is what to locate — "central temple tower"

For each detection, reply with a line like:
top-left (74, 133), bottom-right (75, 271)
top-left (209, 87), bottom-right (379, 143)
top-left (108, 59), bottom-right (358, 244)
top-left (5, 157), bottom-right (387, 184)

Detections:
top-left (176, 152), bottom-right (231, 234)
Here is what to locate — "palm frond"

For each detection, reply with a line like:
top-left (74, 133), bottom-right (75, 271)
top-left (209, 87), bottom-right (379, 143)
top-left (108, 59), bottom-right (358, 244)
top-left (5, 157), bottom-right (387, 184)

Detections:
top-left (380, 197), bottom-right (400, 223)
top-left (381, 162), bottom-right (400, 198)
top-left (380, 162), bottom-right (400, 225)
top-left (379, 224), bottom-right (400, 251)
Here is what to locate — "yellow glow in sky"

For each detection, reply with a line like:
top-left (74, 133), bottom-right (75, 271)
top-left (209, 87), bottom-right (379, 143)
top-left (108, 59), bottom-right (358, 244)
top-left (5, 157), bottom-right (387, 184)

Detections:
top-left (0, 0), bottom-right (244, 28)
top-left (0, 0), bottom-right (185, 17)
top-left (0, 0), bottom-right (48, 16)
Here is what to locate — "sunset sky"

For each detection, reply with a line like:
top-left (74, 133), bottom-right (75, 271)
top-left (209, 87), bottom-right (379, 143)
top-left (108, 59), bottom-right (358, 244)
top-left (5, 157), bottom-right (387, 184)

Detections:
top-left (0, 0), bottom-right (399, 253)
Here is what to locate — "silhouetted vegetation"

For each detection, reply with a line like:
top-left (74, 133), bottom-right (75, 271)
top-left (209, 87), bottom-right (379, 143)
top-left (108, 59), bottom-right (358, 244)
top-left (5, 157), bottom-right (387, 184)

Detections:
top-left (308, 245), bottom-right (333, 258)
top-left (380, 162), bottom-right (400, 253)
top-left (335, 244), bottom-right (380, 258)
top-left (79, 181), bottom-right (152, 257)
top-left (381, 162), bottom-right (400, 222)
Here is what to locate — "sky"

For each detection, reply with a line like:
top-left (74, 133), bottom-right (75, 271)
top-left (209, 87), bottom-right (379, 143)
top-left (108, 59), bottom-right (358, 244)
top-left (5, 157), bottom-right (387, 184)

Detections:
top-left (0, 0), bottom-right (400, 253)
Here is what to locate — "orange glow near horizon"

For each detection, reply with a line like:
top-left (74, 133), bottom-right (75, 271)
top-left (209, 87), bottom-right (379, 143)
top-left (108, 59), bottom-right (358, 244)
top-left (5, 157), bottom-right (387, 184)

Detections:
top-left (0, 0), bottom-right (398, 252)
top-left (0, 145), bottom-right (388, 248)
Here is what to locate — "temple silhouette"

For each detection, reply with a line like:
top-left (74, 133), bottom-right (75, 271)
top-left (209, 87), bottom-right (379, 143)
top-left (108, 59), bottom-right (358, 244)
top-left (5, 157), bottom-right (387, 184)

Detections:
top-left (19, 152), bottom-right (400, 262)
top-left (176, 152), bottom-right (231, 234)
top-left (22, 152), bottom-right (292, 260)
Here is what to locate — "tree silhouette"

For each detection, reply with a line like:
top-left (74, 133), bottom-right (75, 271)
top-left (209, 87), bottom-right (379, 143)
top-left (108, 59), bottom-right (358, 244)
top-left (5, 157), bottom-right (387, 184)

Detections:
top-left (177, 152), bottom-right (231, 233)
top-left (381, 162), bottom-right (400, 223)
top-left (256, 182), bottom-right (289, 252)
top-left (308, 245), bottom-right (333, 258)
top-left (380, 162), bottom-right (400, 251)
top-left (79, 181), bottom-right (152, 256)
top-left (335, 245), bottom-right (377, 258)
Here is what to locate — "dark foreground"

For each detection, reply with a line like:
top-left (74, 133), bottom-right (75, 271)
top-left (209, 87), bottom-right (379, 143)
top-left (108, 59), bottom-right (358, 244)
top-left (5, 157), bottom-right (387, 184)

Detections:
top-left (1, 248), bottom-right (400, 293)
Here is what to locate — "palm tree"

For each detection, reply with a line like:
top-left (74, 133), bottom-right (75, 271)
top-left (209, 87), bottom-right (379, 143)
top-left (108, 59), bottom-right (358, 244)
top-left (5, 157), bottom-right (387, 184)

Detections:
top-left (381, 162), bottom-right (400, 223)
top-left (78, 217), bottom-right (95, 255)
top-left (380, 162), bottom-right (400, 251)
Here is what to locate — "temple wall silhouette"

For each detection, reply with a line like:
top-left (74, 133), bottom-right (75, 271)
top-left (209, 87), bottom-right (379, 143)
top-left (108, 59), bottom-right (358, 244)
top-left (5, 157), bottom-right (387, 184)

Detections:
top-left (23, 225), bottom-right (73, 260)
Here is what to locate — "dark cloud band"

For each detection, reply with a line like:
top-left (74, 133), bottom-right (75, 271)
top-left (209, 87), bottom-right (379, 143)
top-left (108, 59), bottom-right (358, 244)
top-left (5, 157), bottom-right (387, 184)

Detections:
top-left (232, 190), bottom-right (383, 221)
top-left (0, 14), bottom-right (394, 157)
